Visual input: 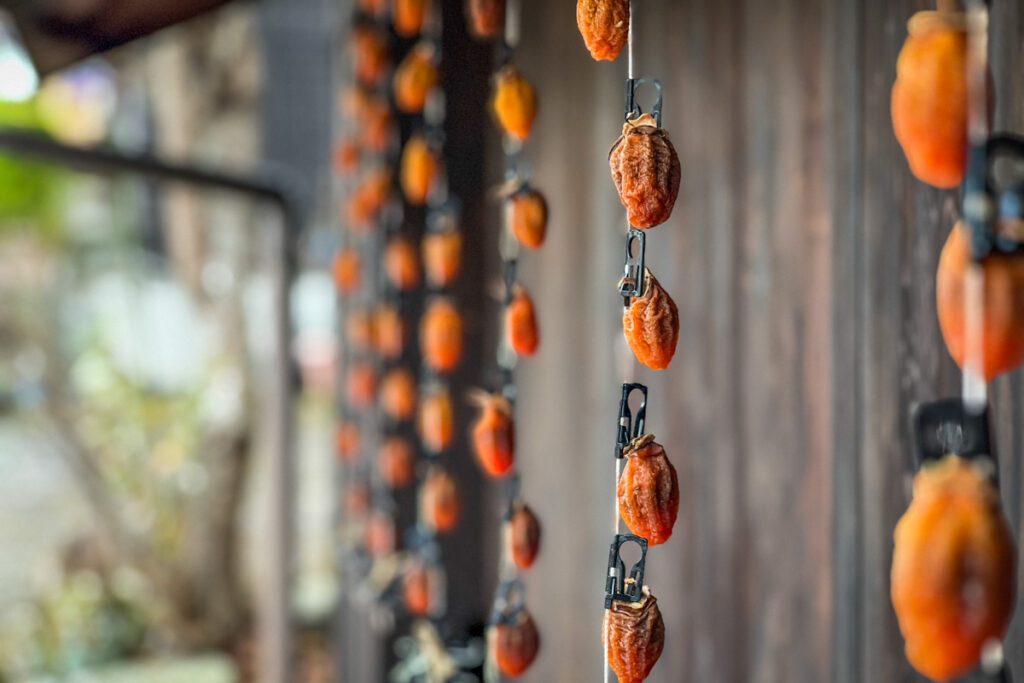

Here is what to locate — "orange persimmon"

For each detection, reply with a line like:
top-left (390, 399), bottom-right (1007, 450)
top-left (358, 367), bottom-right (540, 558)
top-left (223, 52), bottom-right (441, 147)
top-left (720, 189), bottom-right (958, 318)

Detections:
top-left (345, 363), bottom-right (377, 409)
top-left (507, 185), bottom-right (548, 249)
top-left (400, 135), bottom-right (439, 206)
top-left (936, 221), bottom-right (1024, 381)
top-left (892, 455), bottom-right (1016, 681)
top-left (385, 237), bottom-right (422, 292)
top-left (492, 610), bottom-right (540, 677)
top-left (421, 299), bottom-right (463, 373)
top-left (506, 287), bottom-right (539, 357)
top-left (335, 421), bottom-right (361, 463)
top-left (506, 503), bottom-right (541, 570)
top-left (351, 25), bottom-right (390, 87)
top-left (422, 230), bottom-right (462, 287)
top-left (418, 387), bottom-right (455, 453)
top-left (492, 66), bottom-right (537, 142)
top-left (332, 248), bottom-right (361, 295)
top-left (380, 367), bottom-right (417, 422)
top-left (374, 304), bottom-right (406, 360)
top-left (394, 0), bottom-right (429, 37)
top-left (403, 560), bottom-right (433, 616)
top-left (346, 309), bottom-right (376, 352)
top-left (421, 467), bottom-right (460, 533)
top-left (394, 44), bottom-right (440, 114)
top-left (365, 512), bottom-right (395, 558)
top-left (471, 392), bottom-right (515, 478)
top-left (361, 97), bottom-right (394, 153)
top-left (333, 138), bottom-right (361, 174)
top-left (379, 436), bottom-right (416, 489)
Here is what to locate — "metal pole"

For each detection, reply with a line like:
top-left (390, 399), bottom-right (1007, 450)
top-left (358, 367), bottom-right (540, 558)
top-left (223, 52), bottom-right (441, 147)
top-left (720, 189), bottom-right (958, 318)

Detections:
top-left (0, 128), bottom-right (301, 683)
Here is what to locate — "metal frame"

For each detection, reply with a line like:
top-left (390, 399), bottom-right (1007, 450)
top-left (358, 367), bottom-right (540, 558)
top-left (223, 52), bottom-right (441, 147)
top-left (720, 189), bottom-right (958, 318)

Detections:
top-left (0, 128), bottom-right (301, 683)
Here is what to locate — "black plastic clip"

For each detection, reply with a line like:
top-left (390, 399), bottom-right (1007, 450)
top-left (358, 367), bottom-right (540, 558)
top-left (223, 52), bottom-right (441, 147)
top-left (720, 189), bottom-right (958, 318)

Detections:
top-left (911, 398), bottom-right (995, 478)
top-left (619, 229), bottom-right (647, 304)
top-left (604, 534), bottom-right (648, 609)
top-left (489, 578), bottom-right (526, 625)
top-left (502, 472), bottom-right (522, 521)
top-left (966, 134), bottom-right (1024, 260)
top-left (625, 78), bottom-right (664, 127)
top-left (615, 383), bottom-right (648, 459)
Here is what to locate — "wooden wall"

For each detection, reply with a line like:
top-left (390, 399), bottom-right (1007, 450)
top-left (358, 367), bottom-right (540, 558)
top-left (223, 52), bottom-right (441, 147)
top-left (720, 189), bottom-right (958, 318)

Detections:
top-left (500, 1), bottom-right (1024, 682)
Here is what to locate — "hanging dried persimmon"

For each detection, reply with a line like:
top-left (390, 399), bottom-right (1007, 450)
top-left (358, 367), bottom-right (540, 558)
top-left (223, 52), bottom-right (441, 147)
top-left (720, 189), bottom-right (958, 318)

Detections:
top-left (577, 0), bottom-right (629, 62)
top-left (422, 230), bottom-right (462, 287)
top-left (506, 185), bottom-right (548, 250)
top-left (471, 392), bottom-right (515, 478)
top-left (400, 135), bottom-right (439, 206)
top-left (347, 168), bottom-right (392, 231)
top-left (623, 268), bottom-right (679, 371)
top-left (492, 66), bottom-right (537, 142)
top-left (506, 286), bottom-right (540, 357)
top-left (421, 466), bottom-right (460, 533)
top-left (379, 436), bottom-right (416, 489)
top-left (333, 138), bottom-right (361, 175)
top-left (616, 434), bottom-right (679, 546)
top-left (420, 299), bottom-right (463, 373)
top-left (351, 25), bottom-right (390, 87)
top-left (492, 609), bottom-right (540, 677)
top-left (385, 236), bottom-right (422, 292)
top-left (609, 114), bottom-right (681, 229)
top-left (505, 503), bottom-right (541, 570)
top-left (361, 97), bottom-right (395, 153)
top-left (892, 455), bottom-right (1016, 682)
top-left (936, 221), bottom-right (1024, 381)
top-left (403, 559), bottom-right (433, 616)
top-left (394, 0), bottom-right (429, 38)
top-left (332, 247), bottom-right (361, 295)
top-left (346, 309), bottom-right (376, 353)
top-left (418, 387), bottom-right (454, 453)
top-left (892, 11), bottom-right (973, 189)
top-left (335, 421), bottom-right (361, 463)
top-left (345, 363), bottom-right (377, 409)
top-left (380, 367), bottom-right (417, 422)
top-left (466, 0), bottom-right (505, 40)
top-left (374, 304), bottom-right (406, 360)
top-left (603, 587), bottom-right (666, 683)
top-left (394, 44), bottom-right (440, 114)
top-left (365, 511), bottom-right (395, 558)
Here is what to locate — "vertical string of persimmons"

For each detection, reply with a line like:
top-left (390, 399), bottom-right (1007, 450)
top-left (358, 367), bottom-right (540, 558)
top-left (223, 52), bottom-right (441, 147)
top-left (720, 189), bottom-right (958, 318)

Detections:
top-left (890, 1), bottom-right (1023, 682)
top-left (578, 2), bottom-right (681, 683)
top-left (464, 0), bottom-right (547, 680)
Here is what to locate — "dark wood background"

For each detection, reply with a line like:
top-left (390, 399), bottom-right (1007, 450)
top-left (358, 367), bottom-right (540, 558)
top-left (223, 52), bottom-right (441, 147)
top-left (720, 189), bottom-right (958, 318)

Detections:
top-left (501, 1), bottom-right (1024, 682)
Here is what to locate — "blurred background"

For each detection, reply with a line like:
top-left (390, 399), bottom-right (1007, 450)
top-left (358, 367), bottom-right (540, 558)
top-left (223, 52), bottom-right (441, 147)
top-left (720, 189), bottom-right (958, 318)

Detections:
top-left (0, 1), bottom-right (1022, 683)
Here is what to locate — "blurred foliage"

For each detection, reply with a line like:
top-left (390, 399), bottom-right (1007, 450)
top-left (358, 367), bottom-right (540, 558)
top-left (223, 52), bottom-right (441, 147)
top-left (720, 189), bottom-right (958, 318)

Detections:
top-left (0, 98), bottom-right (66, 242)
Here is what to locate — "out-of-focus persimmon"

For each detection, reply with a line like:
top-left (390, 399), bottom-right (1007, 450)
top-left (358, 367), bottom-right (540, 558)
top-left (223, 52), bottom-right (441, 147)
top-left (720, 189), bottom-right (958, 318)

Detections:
top-left (892, 11), bottom-right (971, 189)
top-left (892, 455), bottom-right (1016, 682)
top-left (421, 467), bottom-right (460, 533)
top-left (394, 44), bottom-right (440, 114)
top-left (506, 503), bottom-right (541, 570)
top-left (471, 392), bottom-right (515, 478)
top-left (423, 230), bottom-right (462, 287)
top-left (346, 309), bottom-right (375, 353)
top-left (345, 363), bottom-right (377, 410)
top-left (936, 221), bottom-right (1024, 381)
top-left (506, 287), bottom-right (539, 357)
top-left (400, 135), bottom-right (439, 206)
top-left (344, 482), bottom-right (370, 516)
top-left (380, 368), bottom-right (417, 422)
top-left (332, 248), bottom-right (361, 295)
top-left (351, 25), bottom-right (390, 87)
top-left (394, 0), bottom-right (429, 38)
top-left (365, 512), bottom-right (395, 558)
top-left (336, 421), bottom-right (361, 463)
top-left (346, 168), bottom-right (392, 231)
top-left (385, 237), bottom-right (422, 292)
top-left (359, 0), bottom-right (389, 16)
top-left (507, 185), bottom-right (548, 249)
top-left (418, 387), bottom-right (454, 453)
top-left (379, 437), bottom-right (416, 489)
top-left (492, 66), bottom-right (537, 142)
top-left (466, 0), bottom-right (505, 40)
top-left (333, 138), bottom-right (361, 175)
top-left (362, 97), bottom-right (394, 153)
top-left (403, 560), bottom-right (433, 616)
top-left (374, 304), bottom-right (406, 360)
top-left (421, 299), bottom-right (463, 373)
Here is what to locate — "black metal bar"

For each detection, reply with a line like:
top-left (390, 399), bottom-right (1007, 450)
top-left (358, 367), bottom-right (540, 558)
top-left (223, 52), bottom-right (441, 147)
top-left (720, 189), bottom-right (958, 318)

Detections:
top-left (0, 127), bottom-right (301, 683)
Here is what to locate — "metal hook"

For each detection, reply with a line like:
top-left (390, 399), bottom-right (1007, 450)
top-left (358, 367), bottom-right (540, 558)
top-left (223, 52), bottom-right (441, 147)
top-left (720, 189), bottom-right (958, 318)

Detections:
top-left (604, 534), bottom-right (648, 608)
top-left (910, 398), bottom-right (996, 479)
top-left (619, 229), bottom-right (647, 304)
top-left (615, 383), bottom-right (648, 459)
top-left (625, 78), bottom-right (664, 127)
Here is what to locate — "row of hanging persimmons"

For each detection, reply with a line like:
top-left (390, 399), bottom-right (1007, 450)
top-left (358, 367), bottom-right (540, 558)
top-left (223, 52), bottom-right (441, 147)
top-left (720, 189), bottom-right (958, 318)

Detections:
top-left (333, 0), bottom-right (548, 678)
top-left (890, 4), bottom-right (1021, 683)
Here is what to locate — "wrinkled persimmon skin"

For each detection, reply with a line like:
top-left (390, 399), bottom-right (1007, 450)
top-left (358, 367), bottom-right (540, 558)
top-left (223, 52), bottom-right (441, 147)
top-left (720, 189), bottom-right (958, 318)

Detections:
top-left (333, 248), bottom-right (361, 294)
top-left (603, 589), bottom-right (666, 683)
top-left (892, 13), bottom-right (969, 189)
top-left (379, 437), bottom-right (416, 489)
top-left (472, 395), bottom-right (515, 478)
top-left (609, 114), bottom-right (681, 229)
top-left (422, 468), bottom-right (460, 533)
top-left (385, 237), bottom-right (422, 292)
top-left (617, 437), bottom-right (679, 546)
top-left (507, 188), bottom-right (548, 249)
top-left (506, 504), bottom-right (541, 570)
top-left (577, 0), bottom-right (629, 61)
top-left (892, 455), bottom-right (1016, 682)
top-left (401, 136), bottom-right (439, 206)
top-left (937, 222), bottom-right (1024, 381)
top-left (346, 364), bottom-right (377, 409)
top-left (466, 0), bottom-right (505, 39)
top-left (506, 289), bottom-right (540, 357)
top-left (394, 0), bottom-right (428, 38)
top-left (421, 300), bottom-right (463, 373)
top-left (418, 389), bottom-right (455, 453)
top-left (493, 611), bottom-right (540, 677)
top-left (394, 44), bottom-right (440, 114)
top-left (624, 269), bottom-right (679, 370)
top-left (380, 368), bottom-right (417, 421)
top-left (404, 562), bottom-right (432, 615)
top-left (492, 67), bottom-right (537, 142)
top-left (374, 305), bottom-right (405, 360)
top-left (336, 421), bottom-right (361, 463)
top-left (423, 231), bottom-right (462, 287)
